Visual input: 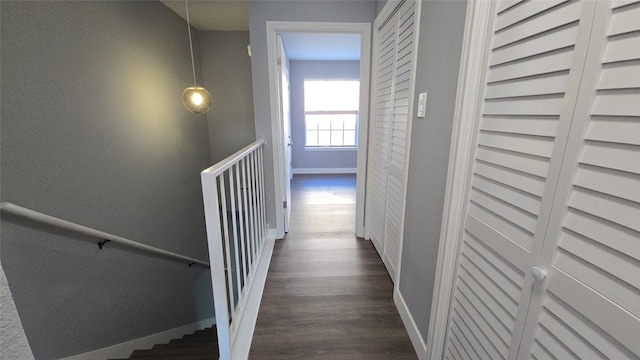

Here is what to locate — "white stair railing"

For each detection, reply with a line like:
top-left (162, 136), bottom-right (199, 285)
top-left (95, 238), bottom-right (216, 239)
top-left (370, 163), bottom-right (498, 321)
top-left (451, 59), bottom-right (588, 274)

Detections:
top-left (201, 138), bottom-right (270, 360)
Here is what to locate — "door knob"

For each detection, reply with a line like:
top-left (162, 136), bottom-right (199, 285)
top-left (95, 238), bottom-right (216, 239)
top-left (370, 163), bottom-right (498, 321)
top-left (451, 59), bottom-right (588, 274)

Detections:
top-left (287, 142), bottom-right (294, 147)
top-left (531, 267), bottom-right (546, 282)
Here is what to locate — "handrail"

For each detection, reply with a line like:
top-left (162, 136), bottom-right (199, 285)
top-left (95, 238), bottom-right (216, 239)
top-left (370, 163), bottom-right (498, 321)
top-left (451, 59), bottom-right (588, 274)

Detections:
top-left (0, 202), bottom-right (210, 267)
top-left (202, 138), bottom-right (265, 177)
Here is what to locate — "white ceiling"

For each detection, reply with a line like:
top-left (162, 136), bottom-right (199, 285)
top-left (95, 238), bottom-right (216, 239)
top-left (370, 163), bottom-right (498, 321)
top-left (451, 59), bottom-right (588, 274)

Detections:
top-left (161, 1), bottom-right (361, 61)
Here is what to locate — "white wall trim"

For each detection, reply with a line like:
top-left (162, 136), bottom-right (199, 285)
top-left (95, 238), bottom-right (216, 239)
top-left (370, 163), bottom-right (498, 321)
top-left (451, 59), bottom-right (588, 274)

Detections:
top-left (303, 147), bottom-right (358, 152)
top-left (394, 287), bottom-right (427, 360)
top-left (293, 167), bottom-right (357, 175)
top-left (60, 317), bottom-right (216, 360)
top-left (266, 21), bottom-right (372, 240)
top-left (267, 227), bottom-right (279, 240)
top-left (425, 1), bottom-right (494, 359)
top-left (266, 23), bottom-right (286, 239)
top-left (354, 24), bottom-right (372, 238)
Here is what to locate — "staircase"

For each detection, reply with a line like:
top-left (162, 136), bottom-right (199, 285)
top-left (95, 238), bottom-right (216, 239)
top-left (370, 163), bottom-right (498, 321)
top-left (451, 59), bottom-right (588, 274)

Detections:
top-left (111, 326), bottom-right (219, 360)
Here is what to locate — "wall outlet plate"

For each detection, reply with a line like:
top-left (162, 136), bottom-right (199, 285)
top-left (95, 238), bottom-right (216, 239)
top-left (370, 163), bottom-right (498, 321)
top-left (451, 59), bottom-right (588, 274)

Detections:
top-left (417, 92), bottom-right (427, 118)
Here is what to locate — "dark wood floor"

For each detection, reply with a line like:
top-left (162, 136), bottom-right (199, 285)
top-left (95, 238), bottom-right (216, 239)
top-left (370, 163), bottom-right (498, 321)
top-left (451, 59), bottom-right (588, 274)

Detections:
top-left (249, 174), bottom-right (417, 359)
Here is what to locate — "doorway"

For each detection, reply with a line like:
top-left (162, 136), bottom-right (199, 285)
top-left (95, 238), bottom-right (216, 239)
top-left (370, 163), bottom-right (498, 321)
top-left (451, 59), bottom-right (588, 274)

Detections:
top-left (266, 22), bottom-right (372, 239)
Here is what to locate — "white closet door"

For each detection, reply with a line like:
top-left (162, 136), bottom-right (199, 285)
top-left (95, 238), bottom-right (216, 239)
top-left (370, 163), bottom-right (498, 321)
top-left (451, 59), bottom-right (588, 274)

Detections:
top-left (383, 0), bottom-right (416, 279)
top-left (369, 13), bottom-right (397, 256)
top-left (444, 1), bottom-right (597, 358)
top-left (368, 0), bottom-right (418, 281)
top-left (520, 1), bottom-right (640, 359)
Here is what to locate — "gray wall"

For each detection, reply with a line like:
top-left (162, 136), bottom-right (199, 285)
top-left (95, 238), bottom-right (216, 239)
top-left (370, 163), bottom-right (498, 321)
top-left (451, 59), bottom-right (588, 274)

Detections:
top-left (200, 31), bottom-right (256, 164)
top-left (289, 60), bottom-right (359, 171)
top-left (1, 2), bottom-right (214, 358)
top-left (1, 261), bottom-right (34, 359)
top-left (375, 0), bottom-right (388, 17)
top-left (398, 0), bottom-right (468, 345)
top-left (248, 0), bottom-right (376, 229)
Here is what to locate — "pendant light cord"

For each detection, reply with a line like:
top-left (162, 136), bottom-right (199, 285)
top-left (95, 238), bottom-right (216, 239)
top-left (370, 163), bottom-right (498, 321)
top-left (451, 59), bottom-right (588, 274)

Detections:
top-left (185, 0), bottom-right (197, 86)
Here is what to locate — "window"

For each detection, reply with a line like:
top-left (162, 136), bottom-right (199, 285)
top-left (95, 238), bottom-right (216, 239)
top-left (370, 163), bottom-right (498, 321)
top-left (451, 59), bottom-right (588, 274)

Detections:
top-left (304, 80), bottom-right (359, 149)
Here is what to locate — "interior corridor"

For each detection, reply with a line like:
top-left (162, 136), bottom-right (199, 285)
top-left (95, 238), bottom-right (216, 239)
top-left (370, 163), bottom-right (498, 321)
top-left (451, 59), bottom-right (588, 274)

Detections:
top-left (249, 174), bottom-right (417, 359)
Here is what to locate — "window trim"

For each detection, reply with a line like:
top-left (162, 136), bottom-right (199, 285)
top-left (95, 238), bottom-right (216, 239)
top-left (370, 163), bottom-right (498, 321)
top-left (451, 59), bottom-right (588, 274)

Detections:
top-left (304, 146), bottom-right (359, 152)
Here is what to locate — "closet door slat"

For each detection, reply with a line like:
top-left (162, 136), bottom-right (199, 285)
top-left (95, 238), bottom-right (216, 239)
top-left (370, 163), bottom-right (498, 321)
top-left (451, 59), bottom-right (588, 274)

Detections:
top-left (524, 2), bottom-right (640, 358)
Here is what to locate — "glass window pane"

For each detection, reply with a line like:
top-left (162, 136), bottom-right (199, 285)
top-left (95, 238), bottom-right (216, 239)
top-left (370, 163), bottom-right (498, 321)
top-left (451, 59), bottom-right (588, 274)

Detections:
top-left (331, 130), bottom-right (344, 146)
top-left (305, 115), bottom-right (319, 130)
top-left (304, 80), bottom-right (360, 112)
top-left (318, 131), bottom-right (331, 146)
top-left (318, 116), bottom-right (331, 130)
top-left (344, 116), bottom-right (357, 130)
top-left (331, 116), bottom-right (344, 130)
top-left (343, 130), bottom-right (356, 146)
top-left (306, 130), bottom-right (318, 146)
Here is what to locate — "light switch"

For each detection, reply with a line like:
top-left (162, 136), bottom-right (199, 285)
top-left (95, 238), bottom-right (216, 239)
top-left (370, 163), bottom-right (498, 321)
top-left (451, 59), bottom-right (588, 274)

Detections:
top-left (417, 92), bottom-right (428, 118)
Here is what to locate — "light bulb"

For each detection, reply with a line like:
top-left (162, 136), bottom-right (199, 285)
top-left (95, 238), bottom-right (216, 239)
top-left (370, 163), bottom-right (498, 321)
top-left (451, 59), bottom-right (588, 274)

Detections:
top-left (191, 93), bottom-right (203, 106)
top-left (182, 86), bottom-right (212, 113)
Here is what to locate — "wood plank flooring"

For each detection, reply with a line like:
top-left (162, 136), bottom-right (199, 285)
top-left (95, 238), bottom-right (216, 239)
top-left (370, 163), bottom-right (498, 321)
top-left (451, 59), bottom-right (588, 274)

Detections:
top-left (249, 174), bottom-right (417, 359)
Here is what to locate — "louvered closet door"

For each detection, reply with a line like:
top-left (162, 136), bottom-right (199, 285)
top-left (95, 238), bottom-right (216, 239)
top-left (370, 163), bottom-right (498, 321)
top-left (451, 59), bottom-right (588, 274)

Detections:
top-left (383, 0), bottom-right (416, 279)
top-left (369, 0), bottom-right (417, 280)
top-left (518, 1), bottom-right (640, 358)
top-left (444, 1), bottom-right (597, 359)
top-left (369, 13), bottom-right (397, 256)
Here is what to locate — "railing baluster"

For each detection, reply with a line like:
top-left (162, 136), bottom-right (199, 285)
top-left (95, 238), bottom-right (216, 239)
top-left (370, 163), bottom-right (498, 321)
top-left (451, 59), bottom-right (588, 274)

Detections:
top-left (247, 152), bottom-right (257, 268)
top-left (251, 152), bottom-right (261, 251)
top-left (200, 139), bottom-right (268, 360)
top-left (256, 149), bottom-right (266, 247)
top-left (255, 153), bottom-right (262, 248)
top-left (235, 163), bottom-right (249, 288)
top-left (250, 158), bottom-right (257, 271)
top-left (228, 166), bottom-right (244, 311)
top-left (258, 147), bottom-right (266, 243)
top-left (241, 158), bottom-right (253, 268)
top-left (217, 174), bottom-right (236, 319)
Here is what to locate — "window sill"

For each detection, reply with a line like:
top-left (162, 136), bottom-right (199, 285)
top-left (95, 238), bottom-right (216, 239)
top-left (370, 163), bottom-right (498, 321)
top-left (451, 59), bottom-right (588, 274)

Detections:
top-left (304, 147), bottom-right (358, 152)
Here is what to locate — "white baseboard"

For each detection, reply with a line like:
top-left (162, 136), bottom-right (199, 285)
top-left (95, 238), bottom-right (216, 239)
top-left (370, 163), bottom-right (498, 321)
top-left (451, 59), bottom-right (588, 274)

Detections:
top-left (60, 317), bottom-right (216, 360)
top-left (394, 288), bottom-right (428, 360)
top-left (293, 167), bottom-right (357, 174)
top-left (267, 228), bottom-right (279, 240)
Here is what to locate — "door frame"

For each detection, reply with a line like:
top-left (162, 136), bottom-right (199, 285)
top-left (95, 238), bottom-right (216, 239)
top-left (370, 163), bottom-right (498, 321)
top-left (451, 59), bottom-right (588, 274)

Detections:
top-left (425, 1), bottom-right (494, 359)
top-left (275, 34), bottom-right (292, 233)
top-left (265, 21), bottom-right (372, 239)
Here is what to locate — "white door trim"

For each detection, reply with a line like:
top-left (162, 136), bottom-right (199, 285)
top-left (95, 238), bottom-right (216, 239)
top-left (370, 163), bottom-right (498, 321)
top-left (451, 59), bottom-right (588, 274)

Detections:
top-left (425, 1), bottom-right (494, 359)
top-left (265, 21), bottom-right (372, 239)
top-left (276, 34), bottom-right (292, 233)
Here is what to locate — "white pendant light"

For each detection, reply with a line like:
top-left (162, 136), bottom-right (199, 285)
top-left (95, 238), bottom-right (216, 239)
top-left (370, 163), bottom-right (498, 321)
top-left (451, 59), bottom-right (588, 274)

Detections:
top-left (182, 0), bottom-right (211, 114)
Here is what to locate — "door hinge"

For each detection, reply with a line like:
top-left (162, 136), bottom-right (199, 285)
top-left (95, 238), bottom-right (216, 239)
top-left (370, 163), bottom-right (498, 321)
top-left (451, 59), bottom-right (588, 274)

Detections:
top-left (283, 200), bottom-right (288, 209)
